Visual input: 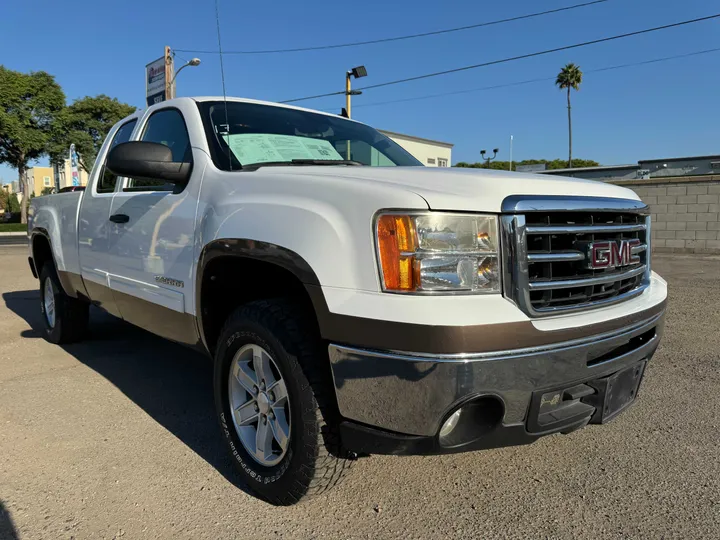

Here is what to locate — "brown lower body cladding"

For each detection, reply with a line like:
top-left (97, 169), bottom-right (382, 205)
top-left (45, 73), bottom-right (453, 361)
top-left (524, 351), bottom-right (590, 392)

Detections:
top-left (610, 175), bottom-right (720, 254)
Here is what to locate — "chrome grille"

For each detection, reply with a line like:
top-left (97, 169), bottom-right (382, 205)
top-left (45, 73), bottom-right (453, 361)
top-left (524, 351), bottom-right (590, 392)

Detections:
top-left (501, 197), bottom-right (651, 317)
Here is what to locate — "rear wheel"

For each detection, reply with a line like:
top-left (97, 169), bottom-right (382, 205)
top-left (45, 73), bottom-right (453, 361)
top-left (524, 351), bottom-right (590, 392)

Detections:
top-left (214, 299), bottom-right (352, 505)
top-left (39, 264), bottom-right (89, 344)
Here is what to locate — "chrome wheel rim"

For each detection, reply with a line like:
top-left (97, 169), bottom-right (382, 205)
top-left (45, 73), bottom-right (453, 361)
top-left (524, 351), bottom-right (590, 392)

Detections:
top-left (43, 278), bottom-right (56, 328)
top-left (228, 344), bottom-right (291, 467)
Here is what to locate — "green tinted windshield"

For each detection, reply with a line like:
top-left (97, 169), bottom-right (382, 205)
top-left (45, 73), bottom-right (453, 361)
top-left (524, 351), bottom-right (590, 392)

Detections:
top-left (197, 101), bottom-right (423, 170)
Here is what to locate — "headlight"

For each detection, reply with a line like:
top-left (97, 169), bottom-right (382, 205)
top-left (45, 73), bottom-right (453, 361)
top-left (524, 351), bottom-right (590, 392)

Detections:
top-left (375, 212), bottom-right (501, 294)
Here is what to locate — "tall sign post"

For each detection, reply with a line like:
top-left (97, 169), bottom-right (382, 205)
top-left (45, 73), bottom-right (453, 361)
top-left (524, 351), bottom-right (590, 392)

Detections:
top-left (165, 46), bottom-right (175, 100)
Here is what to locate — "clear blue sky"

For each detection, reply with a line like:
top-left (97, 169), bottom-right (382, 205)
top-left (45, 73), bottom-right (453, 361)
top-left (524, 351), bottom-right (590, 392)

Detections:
top-left (1, 0), bottom-right (718, 182)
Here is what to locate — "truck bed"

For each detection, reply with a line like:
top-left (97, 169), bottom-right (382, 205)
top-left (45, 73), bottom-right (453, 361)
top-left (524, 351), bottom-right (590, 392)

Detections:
top-left (29, 192), bottom-right (83, 276)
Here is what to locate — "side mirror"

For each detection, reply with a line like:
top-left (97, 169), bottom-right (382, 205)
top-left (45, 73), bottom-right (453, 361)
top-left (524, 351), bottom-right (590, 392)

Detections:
top-left (106, 141), bottom-right (192, 185)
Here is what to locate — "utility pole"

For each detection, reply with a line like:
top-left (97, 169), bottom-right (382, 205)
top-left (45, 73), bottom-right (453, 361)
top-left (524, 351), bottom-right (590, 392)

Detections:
top-left (164, 46), bottom-right (174, 100)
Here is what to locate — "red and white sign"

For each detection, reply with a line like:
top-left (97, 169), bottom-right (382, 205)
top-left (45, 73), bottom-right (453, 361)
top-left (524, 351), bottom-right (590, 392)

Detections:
top-left (146, 56), bottom-right (166, 106)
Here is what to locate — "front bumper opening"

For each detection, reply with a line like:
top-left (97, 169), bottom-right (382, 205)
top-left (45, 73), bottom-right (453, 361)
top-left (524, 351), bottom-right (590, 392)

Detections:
top-left (526, 359), bottom-right (648, 434)
top-left (438, 396), bottom-right (504, 449)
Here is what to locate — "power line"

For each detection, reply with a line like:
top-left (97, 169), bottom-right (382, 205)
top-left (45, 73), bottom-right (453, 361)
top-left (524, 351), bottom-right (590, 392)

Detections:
top-left (327, 47), bottom-right (720, 110)
top-left (174, 0), bottom-right (609, 55)
top-left (281, 13), bottom-right (720, 103)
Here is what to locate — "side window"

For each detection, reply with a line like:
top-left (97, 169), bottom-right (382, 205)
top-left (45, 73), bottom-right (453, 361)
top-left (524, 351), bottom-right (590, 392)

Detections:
top-left (98, 119), bottom-right (137, 193)
top-left (124, 108), bottom-right (192, 192)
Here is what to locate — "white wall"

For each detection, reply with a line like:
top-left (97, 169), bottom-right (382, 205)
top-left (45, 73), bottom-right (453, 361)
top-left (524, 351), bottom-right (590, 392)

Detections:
top-left (381, 132), bottom-right (453, 167)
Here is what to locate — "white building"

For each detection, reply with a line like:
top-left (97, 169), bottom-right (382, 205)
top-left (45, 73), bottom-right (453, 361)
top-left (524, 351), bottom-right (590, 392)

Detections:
top-left (379, 130), bottom-right (453, 167)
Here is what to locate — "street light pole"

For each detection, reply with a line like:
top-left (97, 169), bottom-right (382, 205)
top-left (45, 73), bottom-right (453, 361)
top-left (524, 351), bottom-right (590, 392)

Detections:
top-left (168, 57), bottom-right (201, 99)
top-left (345, 73), bottom-right (352, 119)
top-left (480, 148), bottom-right (499, 168)
top-left (344, 66), bottom-right (367, 159)
top-left (344, 66), bottom-right (367, 119)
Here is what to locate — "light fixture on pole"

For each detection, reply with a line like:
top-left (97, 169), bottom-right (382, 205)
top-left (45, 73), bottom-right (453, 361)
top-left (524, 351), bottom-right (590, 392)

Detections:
top-left (169, 57), bottom-right (201, 99)
top-left (480, 148), bottom-right (499, 168)
top-left (344, 66), bottom-right (367, 160)
top-left (345, 65), bottom-right (367, 119)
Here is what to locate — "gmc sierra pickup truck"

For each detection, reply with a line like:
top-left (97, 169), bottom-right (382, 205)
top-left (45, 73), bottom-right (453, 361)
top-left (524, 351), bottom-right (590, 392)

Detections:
top-left (28, 97), bottom-right (667, 505)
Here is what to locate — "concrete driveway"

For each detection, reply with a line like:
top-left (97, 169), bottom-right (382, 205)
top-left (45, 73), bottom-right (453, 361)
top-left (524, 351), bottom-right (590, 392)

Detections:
top-left (0, 246), bottom-right (718, 539)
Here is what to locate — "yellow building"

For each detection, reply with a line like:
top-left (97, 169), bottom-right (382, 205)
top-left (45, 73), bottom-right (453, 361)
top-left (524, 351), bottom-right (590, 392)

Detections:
top-left (19, 160), bottom-right (90, 199)
top-left (26, 166), bottom-right (55, 197)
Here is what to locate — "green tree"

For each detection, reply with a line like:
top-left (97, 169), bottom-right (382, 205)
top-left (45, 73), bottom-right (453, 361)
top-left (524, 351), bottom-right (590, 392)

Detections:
top-left (0, 67), bottom-right (65, 223)
top-left (454, 158), bottom-right (599, 171)
top-left (555, 63), bottom-right (583, 168)
top-left (41, 186), bottom-right (55, 196)
top-left (0, 188), bottom-right (21, 213)
top-left (0, 188), bottom-right (9, 212)
top-left (48, 95), bottom-right (136, 173)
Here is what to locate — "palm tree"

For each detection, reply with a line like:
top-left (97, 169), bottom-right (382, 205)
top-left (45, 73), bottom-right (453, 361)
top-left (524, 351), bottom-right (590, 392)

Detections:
top-left (555, 63), bottom-right (583, 168)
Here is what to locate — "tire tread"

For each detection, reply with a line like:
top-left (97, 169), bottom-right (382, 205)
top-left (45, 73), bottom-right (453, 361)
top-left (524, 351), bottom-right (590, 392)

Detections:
top-left (217, 298), bottom-right (352, 505)
top-left (40, 264), bottom-right (89, 344)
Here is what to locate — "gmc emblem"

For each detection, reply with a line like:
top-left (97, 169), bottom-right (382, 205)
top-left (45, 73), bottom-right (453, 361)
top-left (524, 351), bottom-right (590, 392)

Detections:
top-left (578, 239), bottom-right (642, 269)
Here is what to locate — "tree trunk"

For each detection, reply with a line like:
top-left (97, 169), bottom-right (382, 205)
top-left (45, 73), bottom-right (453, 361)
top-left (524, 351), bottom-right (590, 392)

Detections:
top-left (567, 87), bottom-right (573, 169)
top-left (18, 159), bottom-right (28, 225)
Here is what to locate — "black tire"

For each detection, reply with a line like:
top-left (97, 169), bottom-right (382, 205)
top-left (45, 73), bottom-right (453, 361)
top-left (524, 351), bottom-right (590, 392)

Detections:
top-left (214, 299), bottom-right (352, 505)
top-left (39, 263), bottom-right (89, 344)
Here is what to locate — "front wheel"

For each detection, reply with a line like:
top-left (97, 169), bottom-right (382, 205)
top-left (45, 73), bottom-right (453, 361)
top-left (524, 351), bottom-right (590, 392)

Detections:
top-left (39, 263), bottom-right (89, 344)
top-left (214, 299), bottom-right (352, 505)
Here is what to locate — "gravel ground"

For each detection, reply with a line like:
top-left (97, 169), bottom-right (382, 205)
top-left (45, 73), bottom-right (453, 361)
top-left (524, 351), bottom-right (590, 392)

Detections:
top-left (0, 247), bottom-right (718, 539)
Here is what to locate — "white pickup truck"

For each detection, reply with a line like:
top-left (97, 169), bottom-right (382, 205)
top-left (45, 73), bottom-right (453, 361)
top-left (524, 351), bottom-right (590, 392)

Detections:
top-left (28, 97), bottom-right (667, 505)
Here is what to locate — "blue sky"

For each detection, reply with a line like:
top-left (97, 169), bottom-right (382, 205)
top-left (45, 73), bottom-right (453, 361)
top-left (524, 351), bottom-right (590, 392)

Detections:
top-left (1, 0), bottom-right (718, 182)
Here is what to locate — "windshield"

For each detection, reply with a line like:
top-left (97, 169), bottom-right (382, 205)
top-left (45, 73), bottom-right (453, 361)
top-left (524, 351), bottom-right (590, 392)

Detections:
top-left (197, 100), bottom-right (423, 170)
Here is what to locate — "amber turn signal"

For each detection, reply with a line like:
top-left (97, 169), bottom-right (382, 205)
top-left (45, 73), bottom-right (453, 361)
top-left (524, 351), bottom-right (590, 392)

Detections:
top-left (376, 214), bottom-right (417, 291)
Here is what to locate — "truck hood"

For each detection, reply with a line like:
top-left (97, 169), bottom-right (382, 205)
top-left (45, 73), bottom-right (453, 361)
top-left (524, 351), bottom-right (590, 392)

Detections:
top-left (284, 166), bottom-right (640, 212)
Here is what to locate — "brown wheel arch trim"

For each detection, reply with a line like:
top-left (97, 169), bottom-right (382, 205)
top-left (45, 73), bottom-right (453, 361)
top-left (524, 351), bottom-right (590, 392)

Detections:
top-left (194, 239), bottom-right (322, 354)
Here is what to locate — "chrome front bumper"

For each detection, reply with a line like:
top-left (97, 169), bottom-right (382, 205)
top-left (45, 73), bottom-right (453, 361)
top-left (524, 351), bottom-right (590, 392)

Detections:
top-left (328, 311), bottom-right (664, 438)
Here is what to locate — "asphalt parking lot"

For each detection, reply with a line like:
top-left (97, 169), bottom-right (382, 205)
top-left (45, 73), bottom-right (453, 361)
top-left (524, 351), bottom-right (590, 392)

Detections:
top-left (0, 245), bottom-right (718, 539)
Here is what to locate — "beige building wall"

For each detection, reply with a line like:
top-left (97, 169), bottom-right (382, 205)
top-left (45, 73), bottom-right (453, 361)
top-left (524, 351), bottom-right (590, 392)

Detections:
top-left (26, 166), bottom-right (54, 197)
top-left (379, 130), bottom-right (453, 167)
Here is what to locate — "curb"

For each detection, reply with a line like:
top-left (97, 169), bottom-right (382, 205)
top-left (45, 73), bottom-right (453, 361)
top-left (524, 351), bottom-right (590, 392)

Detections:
top-left (0, 232), bottom-right (28, 237)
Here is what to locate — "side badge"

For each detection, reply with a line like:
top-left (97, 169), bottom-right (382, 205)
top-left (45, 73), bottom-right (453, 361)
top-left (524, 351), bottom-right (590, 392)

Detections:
top-left (155, 276), bottom-right (184, 288)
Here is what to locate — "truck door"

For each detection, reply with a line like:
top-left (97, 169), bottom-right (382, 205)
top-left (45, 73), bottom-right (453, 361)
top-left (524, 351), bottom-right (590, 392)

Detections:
top-left (77, 117), bottom-right (138, 318)
top-left (104, 106), bottom-right (201, 345)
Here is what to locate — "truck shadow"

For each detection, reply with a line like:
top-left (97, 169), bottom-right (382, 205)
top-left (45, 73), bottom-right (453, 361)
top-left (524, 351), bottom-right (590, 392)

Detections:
top-left (2, 290), bottom-right (253, 498)
top-left (0, 501), bottom-right (19, 540)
